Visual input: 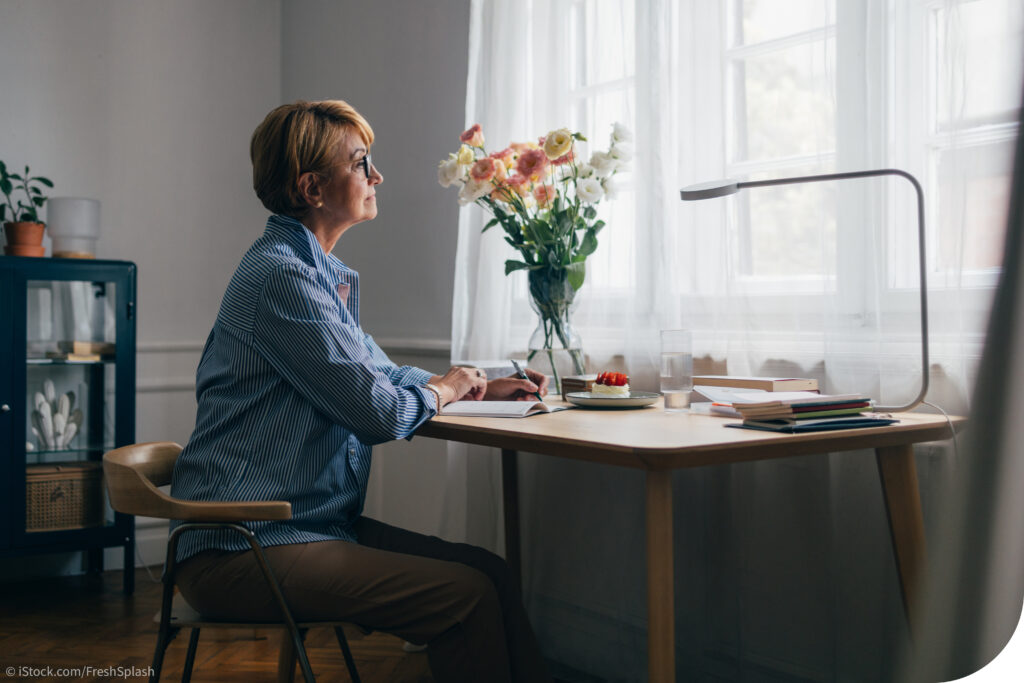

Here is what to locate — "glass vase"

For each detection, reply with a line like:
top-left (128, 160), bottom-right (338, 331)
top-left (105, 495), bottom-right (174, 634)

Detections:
top-left (526, 269), bottom-right (586, 394)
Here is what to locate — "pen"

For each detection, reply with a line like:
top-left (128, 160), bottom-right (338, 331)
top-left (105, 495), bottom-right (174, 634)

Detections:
top-left (510, 359), bottom-right (544, 402)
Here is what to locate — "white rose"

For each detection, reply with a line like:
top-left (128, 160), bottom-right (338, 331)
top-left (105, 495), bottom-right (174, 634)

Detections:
top-left (609, 141), bottom-right (634, 163)
top-left (438, 158), bottom-right (465, 188)
top-left (611, 121), bottom-right (633, 144)
top-left (602, 175), bottom-right (624, 201)
top-left (574, 162), bottom-right (596, 179)
top-left (457, 177), bottom-right (491, 205)
top-left (577, 177), bottom-right (605, 204)
top-left (589, 151), bottom-right (618, 178)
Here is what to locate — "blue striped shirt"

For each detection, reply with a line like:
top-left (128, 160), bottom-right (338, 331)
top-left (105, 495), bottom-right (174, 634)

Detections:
top-left (170, 214), bottom-right (438, 561)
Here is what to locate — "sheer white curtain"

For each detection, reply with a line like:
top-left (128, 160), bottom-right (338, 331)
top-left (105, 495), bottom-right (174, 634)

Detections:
top-left (447, 0), bottom-right (1022, 678)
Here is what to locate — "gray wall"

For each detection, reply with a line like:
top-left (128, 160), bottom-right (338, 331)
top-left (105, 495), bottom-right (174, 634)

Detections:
top-left (282, 0), bottom-right (470, 344)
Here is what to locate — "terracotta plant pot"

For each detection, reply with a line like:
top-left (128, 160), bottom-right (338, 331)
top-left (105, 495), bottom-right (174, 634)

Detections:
top-left (3, 221), bottom-right (46, 257)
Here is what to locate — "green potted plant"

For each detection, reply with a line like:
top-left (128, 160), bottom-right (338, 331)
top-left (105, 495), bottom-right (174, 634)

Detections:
top-left (1, 160), bottom-right (53, 257)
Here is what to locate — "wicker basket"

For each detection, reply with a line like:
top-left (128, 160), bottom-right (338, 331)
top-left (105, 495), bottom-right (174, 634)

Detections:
top-left (25, 461), bottom-right (104, 532)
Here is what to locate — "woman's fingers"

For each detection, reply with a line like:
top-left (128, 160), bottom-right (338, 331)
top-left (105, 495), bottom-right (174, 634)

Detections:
top-left (438, 366), bottom-right (488, 402)
top-left (524, 368), bottom-right (549, 396)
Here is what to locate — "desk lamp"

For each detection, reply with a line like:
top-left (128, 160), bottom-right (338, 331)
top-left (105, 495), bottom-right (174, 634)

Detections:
top-left (680, 169), bottom-right (929, 412)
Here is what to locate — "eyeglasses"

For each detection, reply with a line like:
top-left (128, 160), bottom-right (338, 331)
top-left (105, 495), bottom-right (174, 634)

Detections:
top-left (356, 154), bottom-right (373, 179)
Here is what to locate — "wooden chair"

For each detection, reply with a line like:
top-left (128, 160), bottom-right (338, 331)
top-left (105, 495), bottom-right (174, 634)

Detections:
top-left (103, 442), bottom-right (362, 683)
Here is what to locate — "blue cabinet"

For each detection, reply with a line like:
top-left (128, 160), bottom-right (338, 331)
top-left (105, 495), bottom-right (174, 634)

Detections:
top-left (0, 257), bottom-right (136, 594)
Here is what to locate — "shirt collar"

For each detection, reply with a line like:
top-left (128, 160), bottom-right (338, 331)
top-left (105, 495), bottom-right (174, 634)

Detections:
top-left (265, 214), bottom-right (351, 286)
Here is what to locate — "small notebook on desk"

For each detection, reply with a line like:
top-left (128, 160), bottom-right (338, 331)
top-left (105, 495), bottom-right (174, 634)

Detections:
top-left (440, 401), bottom-right (573, 418)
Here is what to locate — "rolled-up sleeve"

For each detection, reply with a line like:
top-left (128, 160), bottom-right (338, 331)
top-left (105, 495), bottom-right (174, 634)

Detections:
top-left (253, 263), bottom-right (436, 444)
top-left (363, 332), bottom-right (436, 387)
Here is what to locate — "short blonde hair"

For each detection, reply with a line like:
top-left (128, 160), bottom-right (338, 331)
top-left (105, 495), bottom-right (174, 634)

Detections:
top-left (250, 100), bottom-right (374, 218)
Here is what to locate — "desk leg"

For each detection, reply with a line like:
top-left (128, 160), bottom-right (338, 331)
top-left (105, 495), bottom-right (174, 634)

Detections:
top-left (646, 469), bottom-right (675, 683)
top-left (876, 443), bottom-right (926, 638)
top-left (502, 449), bottom-right (522, 591)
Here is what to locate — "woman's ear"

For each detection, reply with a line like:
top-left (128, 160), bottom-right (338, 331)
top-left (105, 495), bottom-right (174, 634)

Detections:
top-left (297, 172), bottom-right (324, 208)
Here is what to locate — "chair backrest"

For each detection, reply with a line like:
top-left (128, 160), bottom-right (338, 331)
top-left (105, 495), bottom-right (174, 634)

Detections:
top-left (103, 441), bottom-right (291, 522)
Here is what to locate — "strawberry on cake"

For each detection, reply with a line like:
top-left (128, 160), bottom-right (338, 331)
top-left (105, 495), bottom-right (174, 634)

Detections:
top-left (593, 371), bottom-right (630, 396)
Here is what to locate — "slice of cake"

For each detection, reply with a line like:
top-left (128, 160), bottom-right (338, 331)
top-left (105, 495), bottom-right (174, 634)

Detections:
top-left (593, 371), bottom-right (630, 396)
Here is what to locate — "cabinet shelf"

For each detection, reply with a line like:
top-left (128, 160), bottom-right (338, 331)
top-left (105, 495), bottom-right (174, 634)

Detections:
top-left (26, 445), bottom-right (113, 459)
top-left (26, 358), bottom-right (115, 366)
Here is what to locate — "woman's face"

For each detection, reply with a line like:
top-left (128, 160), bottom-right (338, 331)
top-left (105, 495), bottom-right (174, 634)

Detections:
top-left (319, 131), bottom-right (383, 229)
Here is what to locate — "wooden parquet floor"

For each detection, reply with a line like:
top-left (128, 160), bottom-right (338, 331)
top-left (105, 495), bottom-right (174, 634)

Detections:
top-left (0, 567), bottom-right (433, 682)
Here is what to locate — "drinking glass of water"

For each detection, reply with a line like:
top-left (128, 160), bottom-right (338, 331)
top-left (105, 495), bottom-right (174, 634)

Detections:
top-left (660, 330), bottom-right (693, 412)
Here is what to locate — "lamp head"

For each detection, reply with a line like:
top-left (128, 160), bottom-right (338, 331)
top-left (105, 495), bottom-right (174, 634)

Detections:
top-left (679, 179), bottom-right (740, 201)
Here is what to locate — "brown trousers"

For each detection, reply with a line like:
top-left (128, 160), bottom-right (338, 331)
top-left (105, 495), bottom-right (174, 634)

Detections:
top-left (175, 517), bottom-right (552, 683)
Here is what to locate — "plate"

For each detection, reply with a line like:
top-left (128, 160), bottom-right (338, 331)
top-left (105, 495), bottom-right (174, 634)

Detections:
top-left (565, 391), bottom-right (661, 409)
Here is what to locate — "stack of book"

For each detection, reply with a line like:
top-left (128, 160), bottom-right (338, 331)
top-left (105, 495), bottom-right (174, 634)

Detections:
top-left (560, 374), bottom-right (598, 394)
top-left (725, 392), bottom-right (899, 432)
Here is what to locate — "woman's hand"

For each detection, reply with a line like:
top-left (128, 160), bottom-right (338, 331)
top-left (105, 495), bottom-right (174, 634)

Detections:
top-left (484, 368), bottom-right (549, 401)
top-left (431, 366), bottom-right (488, 405)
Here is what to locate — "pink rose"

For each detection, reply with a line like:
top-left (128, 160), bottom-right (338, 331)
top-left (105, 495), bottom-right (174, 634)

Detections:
top-left (516, 148), bottom-right (549, 181)
top-left (460, 123), bottom-right (485, 147)
top-left (490, 147), bottom-right (515, 166)
top-left (510, 141), bottom-right (538, 155)
top-left (532, 184), bottom-right (557, 208)
top-left (506, 174), bottom-right (531, 195)
top-left (470, 157), bottom-right (498, 182)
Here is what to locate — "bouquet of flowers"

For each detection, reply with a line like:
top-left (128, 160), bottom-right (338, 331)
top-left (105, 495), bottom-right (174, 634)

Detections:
top-left (438, 121), bottom-right (632, 388)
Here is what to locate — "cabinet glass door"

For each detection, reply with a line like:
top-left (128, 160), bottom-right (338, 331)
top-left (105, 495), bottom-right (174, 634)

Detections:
top-left (24, 279), bottom-right (118, 531)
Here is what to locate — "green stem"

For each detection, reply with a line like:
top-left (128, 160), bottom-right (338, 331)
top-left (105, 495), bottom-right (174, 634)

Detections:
top-left (546, 348), bottom-right (562, 395)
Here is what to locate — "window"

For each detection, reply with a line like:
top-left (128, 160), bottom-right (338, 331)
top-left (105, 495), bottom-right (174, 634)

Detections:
top-left (567, 0), bottom-right (637, 292)
top-left (726, 0), bottom-right (837, 283)
top-left (500, 0), bottom-right (1020, 355)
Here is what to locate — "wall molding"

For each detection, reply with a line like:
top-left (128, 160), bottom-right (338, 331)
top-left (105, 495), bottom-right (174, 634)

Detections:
top-left (133, 338), bottom-right (451, 393)
top-left (138, 378), bottom-right (196, 393)
top-left (138, 341), bottom-right (204, 354)
top-left (137, 338), bottom-right (451, 358)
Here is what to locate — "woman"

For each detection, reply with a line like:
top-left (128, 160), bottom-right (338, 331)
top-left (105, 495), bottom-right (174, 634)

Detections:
top-left (170, 100), bottom-right (552, 683)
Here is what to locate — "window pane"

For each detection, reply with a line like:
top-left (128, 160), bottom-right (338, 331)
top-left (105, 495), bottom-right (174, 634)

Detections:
top-left (935, 141), bottom-right (1015, 272)
top-left (739, 167), bottom-right (837, 279)
top-left (574, 87), bottom-right (633, 146)
top-left (573, 88), bottom-right (634, 290)
top-left (588, 188), bottom-right (635, 290)
top-left (730, 39), bottom-right (836, 162)
top-left (571, 0), bottom-right (635, 88)
top-left (731, 0), bottom-right (835, 46)
top-left (935, 0), bottom-right (1024, 129)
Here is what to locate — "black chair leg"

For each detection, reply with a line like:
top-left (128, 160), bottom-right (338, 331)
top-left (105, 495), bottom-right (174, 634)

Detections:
top-left (150, 623), bottom-right (180, 683)
top-left (181, 628), bottom-right (200, 683)
top-left (334, 627), bottom-right (362, 683)
top-left (289, 625), bottom-right (315, 683)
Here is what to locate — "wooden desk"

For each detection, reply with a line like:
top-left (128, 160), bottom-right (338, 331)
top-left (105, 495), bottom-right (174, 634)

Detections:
top-left (416, 400), bottom-right (962, 683)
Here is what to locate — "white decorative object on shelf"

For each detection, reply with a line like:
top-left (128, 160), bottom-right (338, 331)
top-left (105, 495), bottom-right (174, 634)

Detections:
top-left (30, 383), bottom-right (81, 451)
top-left (46, 197), bottom-right (101, 259)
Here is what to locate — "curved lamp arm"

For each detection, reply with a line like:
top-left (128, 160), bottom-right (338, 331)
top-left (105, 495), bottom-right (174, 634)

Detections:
top-left (680, 168), bottom-right (929, 412)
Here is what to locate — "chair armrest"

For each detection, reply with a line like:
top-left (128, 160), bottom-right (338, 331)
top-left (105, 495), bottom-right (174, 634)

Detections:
top-left (171, 499), bottom-right (292, 522)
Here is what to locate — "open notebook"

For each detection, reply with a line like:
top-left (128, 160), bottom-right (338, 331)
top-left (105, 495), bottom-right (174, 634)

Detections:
top-left (440, 400), bottom-right (573, 418)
